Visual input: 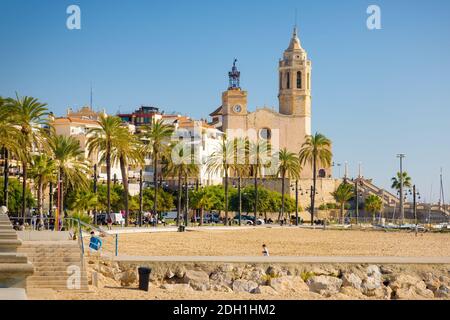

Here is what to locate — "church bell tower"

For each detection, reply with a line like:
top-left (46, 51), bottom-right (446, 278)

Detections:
top-left (278, 27), bottom-right (312, 117)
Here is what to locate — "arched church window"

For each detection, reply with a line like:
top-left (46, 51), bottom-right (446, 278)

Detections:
top-left (318, 169), bottom-right (326, 178)
top-left (297, 71), bottom-right (302, 89)
top-left (286, 72), bottom-right (290, 89)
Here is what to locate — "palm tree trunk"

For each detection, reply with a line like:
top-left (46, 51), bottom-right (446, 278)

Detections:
top-left (119, 156), bottom-right (129, 227)
top-left (224, 165), bottom-right (229, 226)
top-left (153, 153), bottom-right (158, 219)
top-left (60, 167), bottom-right (65, 219)
top-left (3, 148), bottom-right (9, 208)
top-left (254, 166), bottom-right (258, 221)
top-left (37, 180), bottom-right (43, 221)
top-left (106, 145), bottom-right (111, 215)
top-left (311, 155), bottom-right (317, 226)
top-left (177, 171), bottom-right (182, 227)
top-left (238, 175), bottom-right (242, 226)
top-left (278, 171), bottom-right (286, 224)
top-left (21, 161), bottom-right (27, 219)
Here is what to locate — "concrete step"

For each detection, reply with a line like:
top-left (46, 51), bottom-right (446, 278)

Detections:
top-left (28, 276), bottom-right (89, 282)
top-left (32, 271), bottom-right (88, 277)
top-left (0, 252), bottom-right (29, 263)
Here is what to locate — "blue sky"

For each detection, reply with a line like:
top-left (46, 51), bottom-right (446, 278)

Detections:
top-left (1, 0), bottom-right (450, 201)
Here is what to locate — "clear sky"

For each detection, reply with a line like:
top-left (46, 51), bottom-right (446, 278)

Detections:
top-left (1, 0), bottom-right (450, 202)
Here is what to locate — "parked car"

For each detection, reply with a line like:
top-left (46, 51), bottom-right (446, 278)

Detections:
top-left (233, 215), bottom-right (264, 226)
top-left (204, 213), bottom-right (221, 224)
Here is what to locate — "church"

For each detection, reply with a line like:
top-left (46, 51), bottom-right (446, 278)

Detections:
top-left (209, 27), bottom-right (331, 182)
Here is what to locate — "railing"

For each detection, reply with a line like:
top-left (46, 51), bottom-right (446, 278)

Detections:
top-left (8, 216), bottom-right (119, 258)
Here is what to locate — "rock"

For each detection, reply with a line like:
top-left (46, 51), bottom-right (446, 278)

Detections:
top-left (342, 273), bottom-right (362, 290)
top-left (423, 273), bottom-right (440, 292)
top-left (340, 286), bottom-right (366, 299)
top-left (310, 266), bottom-right (339, 277)
top-left (361, 275), bottom-right (382, 293)
top-left (160, 284), bottom-right (193, 292)
top-left (307, 275), bottom-right (343, 295)
top-left (210, 271), bottom-right (233, 288)
top-left (269, 276), bottom-right (308, 293)
top-left (266, 266), bottom-right (285, 278)
top-left (366, 265), bottom-right (381, 278)
top-left (395, 287), bottom-right (434, 300)
top-left (232, 279), bottom-right (259, 293)
top-left (174, 265), bottom-right (186, 278)
top-left (435, 285), bottom-right (450, 298)
top-left (253, 286), bottom-right (279, 295)
top-left (220, 264), bottom-right (234, 272)
top-left (439, 276), bottom-right (450, 285)
top-left (182, 270), bottom-right (210, 291)
top-left (389, 274), bottom-right (423, 291)
top-left (211, 284), bottom-right (233, 293)
top-left (240, 268), bottom-right (268, 285)
top-left (165, 269), bottom-right (175, 279)
top-left (120, 269), bottom-right (137, 286)
top-left (380, 266), bottom-right (395, 275)
top-left (365, 286), bottom-right (392, 300)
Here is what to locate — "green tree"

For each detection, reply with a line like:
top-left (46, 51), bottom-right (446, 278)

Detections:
top-left (50, 134), bottom-right (90, 217)
top-left (276, 148), bottom-right (300, 223)
top-left (190, 188), bottom-right (214, 226)
top-left (248, 139), bottom-right (272, 221)
top-left (29, 154), bottom-right (56, 222)
top-left (391, 172), bottom-right (412, 192)
top-left (206, 137), bottom-right (234, 226)
top-left (87, 115), bottom-right (124, 215)
top-left (68, 190), bottom-right (98, 215)
top-left (365, 194), bottom-right (383, 222)
top-left (332, 182), bottom-right (354, 224)
top-left (5, 95), bottom-right (49, 218)
top-left (140, 119), bottom-right (174, 218)
top-left (0, 178), bottom-right (35, 215)
top-left (229, 138), bottom-right (249, 226)
top-left (165, 140), bottom-right (199, 226)
top-left (141, 187), bottom-right (174, 213)
top-left (299, 133), bottom-right (333, 225)
top-left (110, 127), bottom-right (144, 226)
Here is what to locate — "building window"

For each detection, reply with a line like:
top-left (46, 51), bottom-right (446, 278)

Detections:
top-left (286, 72), bottom-right (290, 89)
top-left (318, 169), bottom-right (326, 178)
top-left (297, 71), bottom-right (302, 89)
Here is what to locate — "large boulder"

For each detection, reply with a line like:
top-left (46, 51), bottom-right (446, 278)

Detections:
top-left (390, 274), bottom-right (434, 300)
top-left (269, 276), bottom-right (309, 293)
top-left (435, 285), bottom-right (450, 299)
top-left (340, 286), bottom-right (366, 299)
top-left (182, 270), bottom-right (210, 291)
top-left (120, 269), bottom-right (137, 286)
top-left (307, 275), bottom-right (343, 295)
top-left (232, 279), bottom-right (259, 293)
top-left (342, 273), bottom-right (362, 290)
top-left (253, 286), bottom-right (279, 295)
top-left (210, 271), bottom-right (233, 288)
top-left (241, 267), bottom-right (268, 285)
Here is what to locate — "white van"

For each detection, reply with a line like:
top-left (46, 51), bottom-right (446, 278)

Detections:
top-left (110, 213), bottom-right (125, 226)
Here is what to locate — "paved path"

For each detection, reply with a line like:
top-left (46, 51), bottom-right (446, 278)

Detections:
top-left (108, 255), bottom-right (450, 264)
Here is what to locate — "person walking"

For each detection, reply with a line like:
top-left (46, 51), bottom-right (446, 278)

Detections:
top-left (262, 244), bottom-right (270, 257)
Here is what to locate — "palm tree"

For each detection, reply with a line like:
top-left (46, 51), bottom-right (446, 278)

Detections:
top-left (50, 135), bottom-right (90, 219)
top-left (299, 133), bottom-right (332, 225)
top-left (110, 127), bottom-right (144, 226)
top-left (165, 140), bottom-right (199, 226)
top-left (0, 97), bottom-right (21, 209)
top-left (140, 119), bottom-right (174, 220)
top-left (70, 190), bottom-right (98, 215)
top-left (277, 148), bottom-right (301, 224)
top-left (230, 138), bottom-right (249, 226)
top-left (29, 154), bottom-right (56, 223)
top-left (248, 139), bottom-right (271, 221)
top-left (365, 194), bottom-right (383, 223)
top-left (332, 182), bottom-right (354, 224)
top-left (87, 115), bottom-right (123, 216)
top-left (6, 95), bottom-right (49, 218)
top-left (190, 188), bottom-right (214, 226)
top-left (206, 137), bottom-right (234, 226)
top-left (391, 172), bottom-right (412, 192)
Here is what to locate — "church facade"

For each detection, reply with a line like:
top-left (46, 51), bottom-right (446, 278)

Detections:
top-left (209, 28), bottom-right (331, 181)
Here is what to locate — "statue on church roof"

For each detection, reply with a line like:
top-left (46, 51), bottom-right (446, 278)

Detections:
top-left (228, 58), bottom-right (241, 90)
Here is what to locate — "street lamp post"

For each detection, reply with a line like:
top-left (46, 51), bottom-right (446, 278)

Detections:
top-left (397, 154), bottom-right (406, 225)
top-left (93, 164), bottom-right (98, 225)
top-left (412, 185), bottom-right (420, 236)
top-left (295, 180), bottom-right (299, 226)
top-left (139, 169), bottom-right (143, 227)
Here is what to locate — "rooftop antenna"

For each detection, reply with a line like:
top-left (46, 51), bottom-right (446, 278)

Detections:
top-left (439, 168), bottom-right (445, 210)
top-left (90, 82), bottom-right (93, 110)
